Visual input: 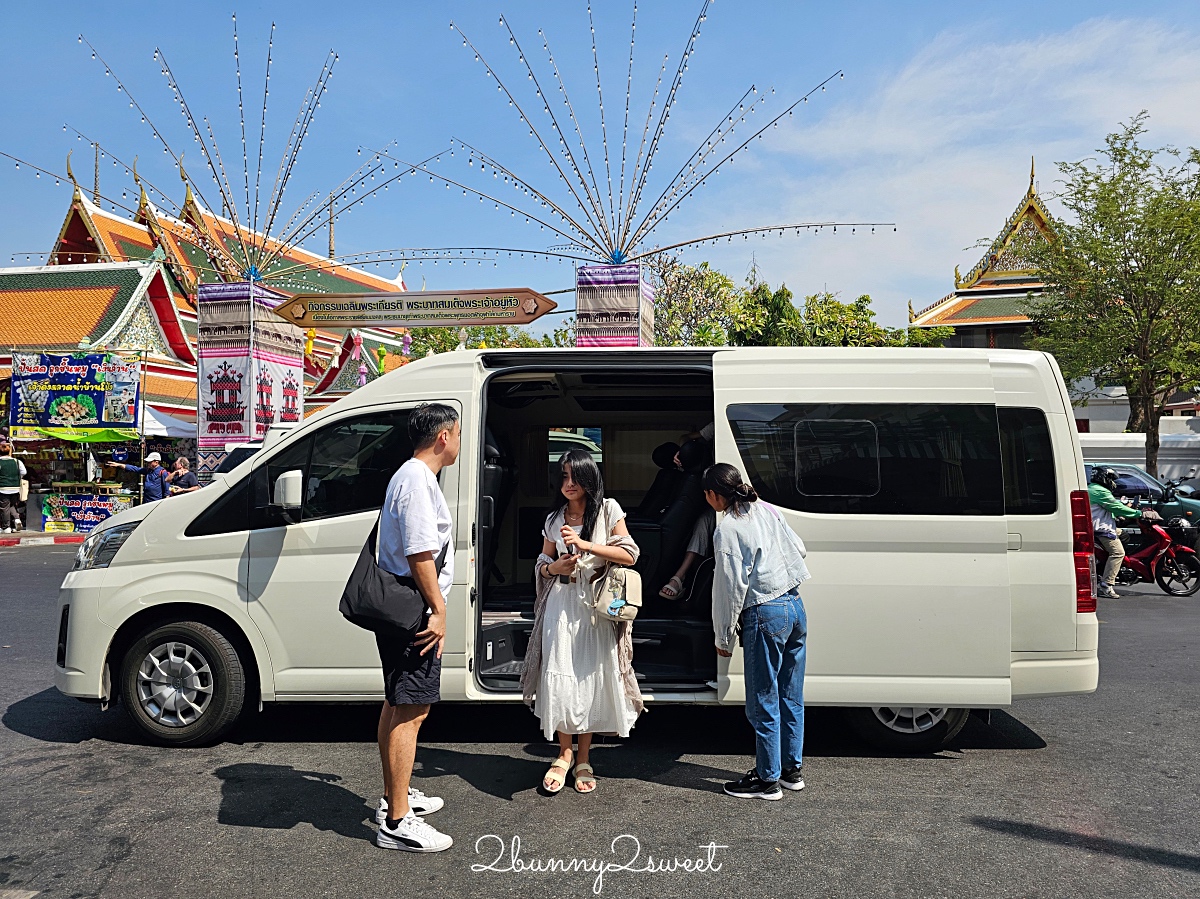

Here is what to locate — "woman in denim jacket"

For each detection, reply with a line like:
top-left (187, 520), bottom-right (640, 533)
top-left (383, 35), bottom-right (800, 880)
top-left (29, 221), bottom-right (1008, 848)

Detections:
top-left (705, 462), bottom-right (811, 801)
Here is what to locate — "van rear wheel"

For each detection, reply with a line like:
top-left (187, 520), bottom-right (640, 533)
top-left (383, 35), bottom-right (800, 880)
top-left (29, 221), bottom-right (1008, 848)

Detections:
top-left (844, 706), bottom-right (970, 753)
top-left (119, 620), bottom-right (246, 747)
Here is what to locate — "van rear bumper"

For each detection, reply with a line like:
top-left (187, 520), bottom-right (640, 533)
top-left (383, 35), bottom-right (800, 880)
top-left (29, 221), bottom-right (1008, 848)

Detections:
top-left (1011, 652), bottom-right (1098, 699)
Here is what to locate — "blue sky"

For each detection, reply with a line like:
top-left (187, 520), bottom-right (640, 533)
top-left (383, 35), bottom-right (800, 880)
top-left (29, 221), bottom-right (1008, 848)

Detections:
top-left (3, 1), bottom-right (1200, 329)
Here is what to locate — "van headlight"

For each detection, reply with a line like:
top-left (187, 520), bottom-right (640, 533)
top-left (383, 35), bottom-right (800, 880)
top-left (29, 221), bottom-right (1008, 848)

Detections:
top-left (73, 523), bottom-right (140, 571)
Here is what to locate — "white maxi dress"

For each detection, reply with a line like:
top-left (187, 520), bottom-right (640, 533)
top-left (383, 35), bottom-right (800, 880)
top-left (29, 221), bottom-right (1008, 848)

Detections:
top-left (536, 499), bottom-right (640, 741)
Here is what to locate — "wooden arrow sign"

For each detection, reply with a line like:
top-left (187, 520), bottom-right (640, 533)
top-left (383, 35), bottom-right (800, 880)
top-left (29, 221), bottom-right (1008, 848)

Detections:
top-left (274, 288), bottom-right (557, 329)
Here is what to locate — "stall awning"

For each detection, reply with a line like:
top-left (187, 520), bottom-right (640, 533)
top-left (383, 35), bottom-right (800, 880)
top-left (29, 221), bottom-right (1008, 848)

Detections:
top-left (140, 403), bottom-right (196, 438)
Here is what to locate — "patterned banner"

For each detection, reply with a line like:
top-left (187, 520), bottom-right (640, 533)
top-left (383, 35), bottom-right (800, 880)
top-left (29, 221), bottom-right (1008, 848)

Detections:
top-left (196, 281), bottom-right (304, 482)
top-left (575, 264), bottom-right (655, 347)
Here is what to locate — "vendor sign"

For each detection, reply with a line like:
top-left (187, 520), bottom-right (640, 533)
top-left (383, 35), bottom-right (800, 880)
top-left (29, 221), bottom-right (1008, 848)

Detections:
top-left (10, 352), bottom-right (141, 432)
top-left (41, 493), bottom-right (135, 534)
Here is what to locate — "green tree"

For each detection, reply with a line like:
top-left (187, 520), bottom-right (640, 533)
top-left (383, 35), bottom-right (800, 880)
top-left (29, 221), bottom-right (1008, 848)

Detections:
top-left (729, 264), bottom-right (950, 347)
top-left (647, 255), bottom-right (741, 346)
top-left (405, 324), bottom-right (542, 357)
top-left (1021, 114), bottom-right (1200, 475)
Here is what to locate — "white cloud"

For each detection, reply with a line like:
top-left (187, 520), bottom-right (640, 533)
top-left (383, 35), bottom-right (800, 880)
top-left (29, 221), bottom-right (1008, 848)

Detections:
top-left (673, 17), bottom-right (1200, 325)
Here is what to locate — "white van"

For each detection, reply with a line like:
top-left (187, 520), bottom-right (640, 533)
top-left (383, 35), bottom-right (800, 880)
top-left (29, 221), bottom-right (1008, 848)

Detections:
top-left (54, 347), bottom-right (1098, 750)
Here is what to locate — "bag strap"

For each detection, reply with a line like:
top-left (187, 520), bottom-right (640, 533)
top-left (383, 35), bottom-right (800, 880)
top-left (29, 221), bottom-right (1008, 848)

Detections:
top-left (372, 510), bottom-right (450, 574)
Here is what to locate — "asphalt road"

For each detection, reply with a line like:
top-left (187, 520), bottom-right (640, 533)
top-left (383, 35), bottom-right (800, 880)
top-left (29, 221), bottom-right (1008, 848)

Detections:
top-left (1, 544), bottom-right (1198, 899)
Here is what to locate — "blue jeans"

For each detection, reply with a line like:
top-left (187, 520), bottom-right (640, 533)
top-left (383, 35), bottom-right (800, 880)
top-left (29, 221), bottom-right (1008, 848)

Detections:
top-left (741, 590), bottom-right (807, 783)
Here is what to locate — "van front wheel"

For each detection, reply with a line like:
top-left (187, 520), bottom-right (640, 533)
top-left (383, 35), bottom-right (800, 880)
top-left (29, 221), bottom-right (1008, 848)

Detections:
top-left (844, 706), bottom-right (970, 753)
top-left (119, 620), bottom-right (246, 747)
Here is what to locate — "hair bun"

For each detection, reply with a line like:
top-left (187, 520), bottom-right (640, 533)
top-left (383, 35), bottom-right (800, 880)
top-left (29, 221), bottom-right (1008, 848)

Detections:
top-left (735, 483), bottom-right (759, 502)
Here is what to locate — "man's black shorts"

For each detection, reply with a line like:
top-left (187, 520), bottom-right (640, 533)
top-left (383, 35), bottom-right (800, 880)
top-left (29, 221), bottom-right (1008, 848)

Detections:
top-left (375, 625), bottom-right (441, 706)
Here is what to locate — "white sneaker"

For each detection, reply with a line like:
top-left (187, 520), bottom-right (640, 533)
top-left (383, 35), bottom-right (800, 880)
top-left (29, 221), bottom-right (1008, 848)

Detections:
top-left (1, 528), bottom-right (10, 534)
top-left (375, 787), bottom-right (444, 824)
top-left (376, 812), bottom-right (453, 852)
top-left (12, 521), bottom-right (20, 531)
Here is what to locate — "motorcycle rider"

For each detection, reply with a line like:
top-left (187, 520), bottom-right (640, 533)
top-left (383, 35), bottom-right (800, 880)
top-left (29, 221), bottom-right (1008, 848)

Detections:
top-left (1089, 467), bottom-right (1161, 598)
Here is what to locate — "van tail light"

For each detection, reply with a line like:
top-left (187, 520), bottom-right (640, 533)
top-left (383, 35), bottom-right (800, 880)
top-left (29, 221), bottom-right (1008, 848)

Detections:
top-left (1070, 489), bottom-right (1096, 613)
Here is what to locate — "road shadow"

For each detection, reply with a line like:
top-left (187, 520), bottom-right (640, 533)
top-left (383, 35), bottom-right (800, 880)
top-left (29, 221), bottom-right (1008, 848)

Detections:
top-left (2, 687), bottom-right (140, 745)
top-left (213, 763), bottom-right (374, 840)
top-left (973, 817), bottom-right (1200, 873)
top-left (5, 687), bottom-right (1048, 761)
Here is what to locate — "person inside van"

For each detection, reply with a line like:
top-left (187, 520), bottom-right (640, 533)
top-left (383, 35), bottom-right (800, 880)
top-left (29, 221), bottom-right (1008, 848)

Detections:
top-left (1089, 466), bottom-right (1161, 598)
top-left (659, 431), bottom-right (716, 600)
top-left (706, 462), bottom-right (811, 801)
top-left (520, 448), bottom-right (643, 794)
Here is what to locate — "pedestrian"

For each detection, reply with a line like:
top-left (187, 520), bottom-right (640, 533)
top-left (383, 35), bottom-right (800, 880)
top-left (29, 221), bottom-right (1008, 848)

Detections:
top-left (110, 452), bottom-right (171, 503)
top-left (0, 440), bottom-right (27, 533)
top-left (374, 403), bottom-right (460, 853)
top-left (166, 457), bottom-right (201, 495)
top-left (705, 462), bottom-right (811, 801)
top-left (520, 449), bottom-right (643, 795)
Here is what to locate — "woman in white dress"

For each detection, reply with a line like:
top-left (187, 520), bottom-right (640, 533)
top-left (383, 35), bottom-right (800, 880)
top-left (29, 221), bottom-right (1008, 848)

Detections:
top-left (519, 449), bottom-right (643, 794)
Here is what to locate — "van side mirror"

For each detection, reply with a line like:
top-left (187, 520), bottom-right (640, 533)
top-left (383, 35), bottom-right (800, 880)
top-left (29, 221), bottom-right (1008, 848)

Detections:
top-left (272, 469), bottom-right (304, 523)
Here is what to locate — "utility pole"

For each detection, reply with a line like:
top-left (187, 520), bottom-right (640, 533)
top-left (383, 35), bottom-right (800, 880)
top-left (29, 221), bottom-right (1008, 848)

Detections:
top-left (328, 195), bottom-right (335, 259)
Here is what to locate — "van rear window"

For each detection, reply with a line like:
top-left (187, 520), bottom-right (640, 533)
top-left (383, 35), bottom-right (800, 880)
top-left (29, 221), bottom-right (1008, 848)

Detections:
top-left (727, 403), bottom-right (1004, 516)
top-left (998, 407), bottom-right (1057, 515)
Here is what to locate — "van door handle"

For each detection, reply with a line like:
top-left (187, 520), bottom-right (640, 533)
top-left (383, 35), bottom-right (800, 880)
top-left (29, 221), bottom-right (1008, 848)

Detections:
top-left (1007, 533), bottom-right (1022, 551)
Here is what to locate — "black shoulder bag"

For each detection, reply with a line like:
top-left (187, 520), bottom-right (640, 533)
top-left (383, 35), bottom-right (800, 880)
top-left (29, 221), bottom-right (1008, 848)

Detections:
top-left (339, 516), bottom-right (449, 633)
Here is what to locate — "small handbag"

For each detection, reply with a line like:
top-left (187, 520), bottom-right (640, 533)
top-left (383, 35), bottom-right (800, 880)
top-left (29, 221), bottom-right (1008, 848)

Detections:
top-left (585, 501), bottom-right (642, 624)
top-left (19, 479), bottom-right (29, 502)
top-left (339, 515), bottom-right (449, 633)
top-left (589, 563), bottom-right (643, 623)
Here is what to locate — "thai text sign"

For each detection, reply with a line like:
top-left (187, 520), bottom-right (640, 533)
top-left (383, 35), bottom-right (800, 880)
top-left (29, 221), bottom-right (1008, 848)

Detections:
top-left (41, 493), bottom-right (135, 534)
top-left (275, 288), bottom-right (557, 329)
top-left (9, 352), bottom-right (141, 431)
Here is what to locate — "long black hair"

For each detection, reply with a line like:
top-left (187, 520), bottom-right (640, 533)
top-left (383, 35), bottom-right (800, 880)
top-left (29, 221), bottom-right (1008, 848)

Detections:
top-left (702, 462), bottom-right (759, 516)
top-left (548, 449), bottom-right (605, 542)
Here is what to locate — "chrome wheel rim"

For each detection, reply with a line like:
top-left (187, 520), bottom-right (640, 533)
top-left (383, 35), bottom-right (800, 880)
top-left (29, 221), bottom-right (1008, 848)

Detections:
top-left (136, 641), bottom-right (214, 727)
top-left (871, 706), bottom-right (948, 734)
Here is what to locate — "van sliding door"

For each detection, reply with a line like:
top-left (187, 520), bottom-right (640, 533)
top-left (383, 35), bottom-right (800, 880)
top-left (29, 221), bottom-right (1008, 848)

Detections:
top-left (712, 348), bottom-right (1012, 707)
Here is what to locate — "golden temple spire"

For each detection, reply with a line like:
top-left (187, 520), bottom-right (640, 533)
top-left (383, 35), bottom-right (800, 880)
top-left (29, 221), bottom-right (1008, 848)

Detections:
top-left (1030, 155), bottom-right (1035, 191)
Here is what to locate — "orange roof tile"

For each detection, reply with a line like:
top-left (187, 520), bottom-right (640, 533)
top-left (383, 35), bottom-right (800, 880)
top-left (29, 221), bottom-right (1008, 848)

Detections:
top-left (0, 285), bottom-right (123, 346)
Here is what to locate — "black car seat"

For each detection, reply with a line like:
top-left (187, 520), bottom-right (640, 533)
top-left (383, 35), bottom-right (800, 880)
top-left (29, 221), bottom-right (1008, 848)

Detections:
top-left (480, 427), bottom-right (516, 584)
top-left (633, 442), bottom-right (683, 520)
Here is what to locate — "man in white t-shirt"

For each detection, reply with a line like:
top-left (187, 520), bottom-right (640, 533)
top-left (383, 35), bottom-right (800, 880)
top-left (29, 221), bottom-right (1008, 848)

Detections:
top-left (374, 403), bottom-right (460, 854)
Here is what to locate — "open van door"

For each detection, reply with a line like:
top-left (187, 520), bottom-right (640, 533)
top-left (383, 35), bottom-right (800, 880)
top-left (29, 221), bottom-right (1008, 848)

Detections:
top-left (712, 348), bottom-right (1012, 708)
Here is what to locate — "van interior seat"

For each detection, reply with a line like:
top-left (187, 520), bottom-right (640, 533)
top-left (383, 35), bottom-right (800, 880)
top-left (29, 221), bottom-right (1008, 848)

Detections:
top-left (632, 441), bottom-right (683, 519)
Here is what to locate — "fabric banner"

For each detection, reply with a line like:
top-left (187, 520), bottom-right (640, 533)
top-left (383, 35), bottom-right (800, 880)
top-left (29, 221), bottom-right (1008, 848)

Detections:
top-left (41, 493), bottom-right (135, 534)
top-left (10, 352), bottom-right (142, 432)
top-left (197, 281), bottom-right (304, 482)
top-left (575, 264), bottom-right (655, 347)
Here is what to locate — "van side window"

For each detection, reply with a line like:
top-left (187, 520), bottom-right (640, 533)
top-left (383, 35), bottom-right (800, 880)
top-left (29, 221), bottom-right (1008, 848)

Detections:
top-left (998, 408), bottom-right (1057, 514)
top-left (184, 476), bottom-right (250, 537)
top-left (247, 410), bottom-right (413, 529)
top-left (727, 403), bottom-right (1004, 515)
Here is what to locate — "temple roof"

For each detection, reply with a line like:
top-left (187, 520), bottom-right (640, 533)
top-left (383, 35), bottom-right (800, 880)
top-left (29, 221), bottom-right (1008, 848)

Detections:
top-left (912, 159), bottom-right (1053, 329)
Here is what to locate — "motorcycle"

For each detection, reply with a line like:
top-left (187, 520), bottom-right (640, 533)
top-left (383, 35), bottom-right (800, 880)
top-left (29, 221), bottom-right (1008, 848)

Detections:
top-left (1095, 506), bottom-right (1200, 596)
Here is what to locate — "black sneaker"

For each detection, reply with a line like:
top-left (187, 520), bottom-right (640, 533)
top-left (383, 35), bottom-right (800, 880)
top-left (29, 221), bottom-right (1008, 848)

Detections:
top-left (723, 769), bottom-right (782, 800)
top-left (779, 766), bottom-right (805, 791)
